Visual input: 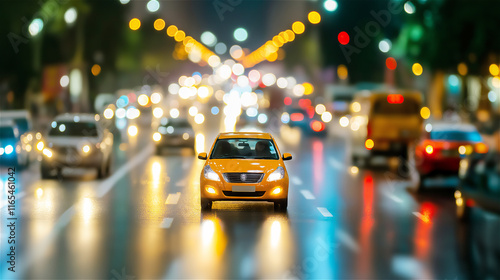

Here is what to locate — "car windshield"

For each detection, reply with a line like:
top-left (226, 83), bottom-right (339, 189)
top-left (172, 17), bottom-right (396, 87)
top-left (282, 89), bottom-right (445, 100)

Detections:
top-left (0, 126), bottom-right (17, 139)
top-left (372, 98), bottom-right (420, 115)
top-left (11, 118), bottom-right (29, 134)
top-left (48, 121), bottom-right (98, 137)
top-left (210, 138), bottom-right (279, 160)
top-left (430, 130), bottom-right (482, 142)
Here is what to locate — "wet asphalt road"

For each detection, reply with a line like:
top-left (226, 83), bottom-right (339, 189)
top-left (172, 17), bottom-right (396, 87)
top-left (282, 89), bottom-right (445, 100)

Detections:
top-left (0, 115), bottom-right (483, 279)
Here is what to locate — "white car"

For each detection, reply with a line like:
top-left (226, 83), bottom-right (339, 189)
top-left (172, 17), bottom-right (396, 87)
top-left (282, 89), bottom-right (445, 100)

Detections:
top-left (41, 114), bottom-right (113, 179)
top-left (1, 110), bottom-right (37, 163)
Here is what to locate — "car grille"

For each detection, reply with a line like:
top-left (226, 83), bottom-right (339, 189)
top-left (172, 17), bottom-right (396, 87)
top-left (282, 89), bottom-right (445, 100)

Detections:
top-left (223, 173), bottom-right (264, 183)
top-left (222, 191), bottom-right (266, 197)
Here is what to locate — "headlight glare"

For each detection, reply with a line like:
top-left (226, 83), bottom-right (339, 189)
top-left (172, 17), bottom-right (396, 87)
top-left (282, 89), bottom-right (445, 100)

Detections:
top-left (82, 145), bottom-right (91, 153)
top-left (267, 166), bottom-right (285, 182)
top-left (203, 165), bottom-right (220, 181)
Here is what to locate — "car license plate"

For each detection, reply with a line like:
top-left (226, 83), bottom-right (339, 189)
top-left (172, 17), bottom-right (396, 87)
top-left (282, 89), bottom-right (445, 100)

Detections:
top-left (232, 185), bottom-right (255, 192)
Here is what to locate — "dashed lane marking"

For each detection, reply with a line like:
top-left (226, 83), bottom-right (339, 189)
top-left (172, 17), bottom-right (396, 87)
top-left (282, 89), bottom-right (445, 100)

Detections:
top-left (300, 190), bottom-right (315, 200)
top-left (165, 192), bottom-right (181, 205)
top-left (160, 218), bottom-right (174, 228)
top-left (317, 207), bottom-right (333, 217)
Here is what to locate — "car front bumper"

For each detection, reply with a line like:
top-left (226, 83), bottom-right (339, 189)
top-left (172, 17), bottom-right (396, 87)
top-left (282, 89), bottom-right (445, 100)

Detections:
top-left (200, 177), bottom-right (289, 201)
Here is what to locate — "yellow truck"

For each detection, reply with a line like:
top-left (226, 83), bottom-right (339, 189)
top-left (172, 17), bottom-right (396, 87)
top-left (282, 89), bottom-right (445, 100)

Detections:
top-left (350, 90), bottom-right (423, 173)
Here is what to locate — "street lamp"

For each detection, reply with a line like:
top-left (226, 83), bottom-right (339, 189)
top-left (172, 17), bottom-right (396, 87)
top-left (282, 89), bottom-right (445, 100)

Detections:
top-left (234, 28), bottom-right (248, 42)
top-left (64, 7), bottom-right (77, 25)
top-left (324, 0), bottom-right (338, 12)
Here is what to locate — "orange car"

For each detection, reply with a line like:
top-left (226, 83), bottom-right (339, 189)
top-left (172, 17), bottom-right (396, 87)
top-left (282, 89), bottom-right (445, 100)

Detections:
top-left (198, 132), bottom-right (292, 211)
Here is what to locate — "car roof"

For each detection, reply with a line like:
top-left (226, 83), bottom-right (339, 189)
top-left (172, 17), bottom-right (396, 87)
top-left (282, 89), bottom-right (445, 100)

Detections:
top-left (0, 110), bottom-right (31, 118)
top-left (431, 123), bottom-right (477, 132)
top-left (217, 132), bottom-right (273, 140)
top-left (0, 120), bottom-right (16, 127)
top-left (54, 113), bottom-right (97, 122)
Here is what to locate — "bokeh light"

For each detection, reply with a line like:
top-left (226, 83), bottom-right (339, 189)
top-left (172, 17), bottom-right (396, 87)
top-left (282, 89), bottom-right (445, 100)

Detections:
top-left (308, 11), bottom-right (321, 24)
top-left (129, 18), bottom-right (141, 30)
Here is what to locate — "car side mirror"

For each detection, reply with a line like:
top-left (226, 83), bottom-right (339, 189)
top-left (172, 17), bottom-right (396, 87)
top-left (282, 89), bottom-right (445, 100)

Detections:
top-left (198, 152), bottom-right (207, 160)
top-left (282, 153), bottom-right (292, 161)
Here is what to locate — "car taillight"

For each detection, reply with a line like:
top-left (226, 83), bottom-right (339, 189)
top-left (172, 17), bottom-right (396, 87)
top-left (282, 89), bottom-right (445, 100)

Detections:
top-left (310, 120), bottom-right (325, 132)
top-left (365, 139), bottom-right (374, 150)
top-left (425, 145), bottom-right (434, 154)
top-left (387, 94), bottom-right (404, 104)
top-left (366, 120), bottom-right (372, 138)
top-left (475, 143), bottom-right (488, 154)
top-left (290, 113), bottom-right (304, 122)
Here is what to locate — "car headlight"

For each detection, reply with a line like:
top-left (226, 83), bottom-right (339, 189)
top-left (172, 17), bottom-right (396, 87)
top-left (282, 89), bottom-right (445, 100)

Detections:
top-left (267, 166), bottom-right (285, 182)
top-left (153, 132), bottom-right (162, 142)
top-left (42, 148), bottom-right (53, 158)
top-left (5, 145), bottom-right (14, 155)
top-left (36, 141), bottom-right (44, 151)
top-left (82, 145), bottom-right (91, 154)
top-left (203, 165), bottom-right (220, 181)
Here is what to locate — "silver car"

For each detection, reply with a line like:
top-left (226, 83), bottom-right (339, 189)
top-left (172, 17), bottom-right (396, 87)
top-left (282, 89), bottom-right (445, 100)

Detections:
top-left (41, 114), bottom-right (113, 179)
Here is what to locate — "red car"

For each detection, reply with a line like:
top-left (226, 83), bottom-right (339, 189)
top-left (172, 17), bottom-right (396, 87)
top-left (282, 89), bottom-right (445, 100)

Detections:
top-left (415, 124), bottom-right (488, 191)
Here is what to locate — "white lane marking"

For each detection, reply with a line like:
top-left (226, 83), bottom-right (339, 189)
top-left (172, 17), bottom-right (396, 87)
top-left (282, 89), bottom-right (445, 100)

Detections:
top-left (412, 212), bottom-right (427, 221)
top-left (317, 207), bottom-right (333, 217)
top-left (160, 218), bottom-right (174, 228)
top-left (1, 191), bottom-right (26, 209)
top-left (96, 144), bottom-right (154, 198)
top-left (300, 190), bottom-right (315, 200)
top-left (13, 145), bottom-right (153, 277)
top-left (175, 178), bottom-right (186, 187)
top-left (336, 229), bottom-right (360, 253)
top-left (291, 176), bottom-right (303, 185)
top-left (383, 190), bottom-right (403, 203)
top-left (328, 157), bottom-right (345, 170)
top-left (165, 192), bottom-right (181, 205)
top-left (391, 255), bottom-right (423, 278)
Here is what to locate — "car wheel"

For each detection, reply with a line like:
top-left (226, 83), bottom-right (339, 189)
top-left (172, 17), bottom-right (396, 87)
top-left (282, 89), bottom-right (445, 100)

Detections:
top-left (274, 198), bottom-right (288, 212)
top-left (41, 162), bottom-right (54, 179)
top-left (457, 197), bottom-right (471, 222)
top-left (416, 174), bottom-right (426, 192)
top-left (201, 198), bottom-right (212, 211)
top-left (97, 161), bottom-right (107, 179)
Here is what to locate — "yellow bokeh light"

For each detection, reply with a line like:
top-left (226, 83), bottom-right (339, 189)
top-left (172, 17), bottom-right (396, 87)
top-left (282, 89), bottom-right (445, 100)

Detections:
top-left (308, 11), bottom-right (321, 24)
top-left (457, 63), bottom-right (468, 76)
top-left (490, 64), bottom-right (500, 76)
top-left (166, 25), bottom-right (178, 37)
top-left (154, 19), bottom-right (165, 31)
top-left (493, 76), bottom-right (500, 88)
top-left (303, 82), bottom-right (314, 95)
top-left (420, 106), bottom-right (431, 119)
top-left (91, 64), bottom-right (101, 76)
top-left (129, 18), bottom-right (141, 30)
top-left (337, 64), bottom-right (348, 80)
top-left (412, 63), bottom-right (423, 76)
top-left (284, 30), bottom-right (295, 42)
top-left (266, 52), bottom-right (278, 62)
top-left (292, 21), bottom-right (305, 34)
top-left (174, 30), bottom-right (185, 42)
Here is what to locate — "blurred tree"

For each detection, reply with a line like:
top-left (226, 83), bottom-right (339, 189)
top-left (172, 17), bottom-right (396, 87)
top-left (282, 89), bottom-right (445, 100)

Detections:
top-left (393, 0), bottom-right (500, 116)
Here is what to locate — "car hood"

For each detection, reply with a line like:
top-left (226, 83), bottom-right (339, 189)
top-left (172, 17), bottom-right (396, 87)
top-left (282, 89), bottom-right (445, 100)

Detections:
top-left (207, 159), bottom-right (284, 175)
top-left (45, 136), bottom-right (100, 147)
